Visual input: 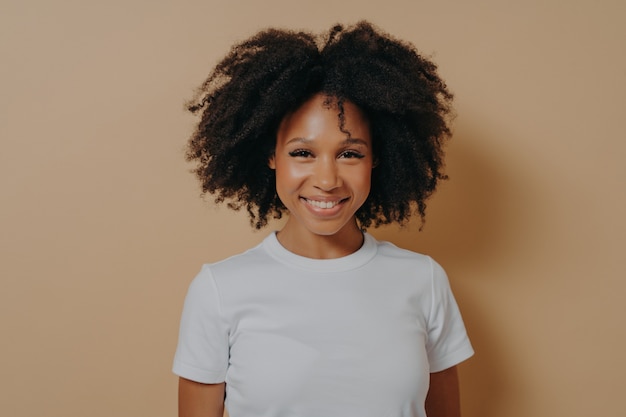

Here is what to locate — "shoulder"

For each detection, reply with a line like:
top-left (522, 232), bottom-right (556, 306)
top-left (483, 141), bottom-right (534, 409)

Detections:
top-left (368, 234), bottom-right (450, 286)
top-left (195, 234), bottom-right (277, 283)
top-left (371, 235), bottom-right (436, 269)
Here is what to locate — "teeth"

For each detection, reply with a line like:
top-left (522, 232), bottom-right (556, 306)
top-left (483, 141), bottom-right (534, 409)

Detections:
top-left (305, 199), bottom-right (340, 209)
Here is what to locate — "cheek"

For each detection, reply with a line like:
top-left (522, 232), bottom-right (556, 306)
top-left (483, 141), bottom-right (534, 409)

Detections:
top-left (274, 160), bottom-right (308, 191)
top-left (348, 168), bottom-right (373, 197)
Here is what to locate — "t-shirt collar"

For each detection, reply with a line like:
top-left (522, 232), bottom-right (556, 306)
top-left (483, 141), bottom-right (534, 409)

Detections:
top-left (263, 231), bottom-right (378, 272)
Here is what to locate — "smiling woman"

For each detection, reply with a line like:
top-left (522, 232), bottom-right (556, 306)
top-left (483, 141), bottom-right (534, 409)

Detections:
top-left (174, 21), bottom-right (473, 417)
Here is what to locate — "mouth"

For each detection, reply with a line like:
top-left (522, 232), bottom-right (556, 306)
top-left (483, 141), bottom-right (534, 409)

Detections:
top-left (302, 197), bottom-right (348, 209)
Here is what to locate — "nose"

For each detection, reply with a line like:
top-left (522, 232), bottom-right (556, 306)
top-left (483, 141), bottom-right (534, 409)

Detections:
top-left (313, 157), bottom-right (341, 191)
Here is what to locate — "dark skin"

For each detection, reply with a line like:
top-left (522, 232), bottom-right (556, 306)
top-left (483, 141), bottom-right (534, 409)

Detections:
top-left (426, 366), bottom-right (462, 417)
top-left (179, 366), bottom-right (460, 417)
top-left (178, 378), bottom-right (224, 417)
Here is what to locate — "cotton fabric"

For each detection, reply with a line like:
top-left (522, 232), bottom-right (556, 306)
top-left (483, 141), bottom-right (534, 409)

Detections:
top-left (173, 232), bottom-right (473, 417)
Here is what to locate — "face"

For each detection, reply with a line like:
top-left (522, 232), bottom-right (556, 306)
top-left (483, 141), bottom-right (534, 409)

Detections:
top-left (269, 94), bottom-right (374, 239)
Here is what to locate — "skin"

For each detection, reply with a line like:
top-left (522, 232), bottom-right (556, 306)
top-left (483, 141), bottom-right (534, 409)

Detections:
top-left (179, 94), bottom-right (463, 416)
top-left (426, 366), bottom-right (462, 417)
top-left (178, 378), bottom-right (224, 417)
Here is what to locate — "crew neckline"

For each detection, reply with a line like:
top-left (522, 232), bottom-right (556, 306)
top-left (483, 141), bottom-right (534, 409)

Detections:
top-left (262, 231), bottom-right (378, 272)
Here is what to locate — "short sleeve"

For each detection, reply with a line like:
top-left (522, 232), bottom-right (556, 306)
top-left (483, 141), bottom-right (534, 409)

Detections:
top-left (426, 258), bottom-right (474, 372)
top-left (172, 265), bottom-right (229, 383)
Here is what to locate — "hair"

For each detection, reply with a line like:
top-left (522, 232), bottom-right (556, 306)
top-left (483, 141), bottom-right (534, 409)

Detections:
top-left (186, 21), bottom-right (454, 229)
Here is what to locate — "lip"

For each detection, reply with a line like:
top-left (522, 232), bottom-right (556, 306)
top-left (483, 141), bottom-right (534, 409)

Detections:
top-left (300, 196), bottom-right (349, 216)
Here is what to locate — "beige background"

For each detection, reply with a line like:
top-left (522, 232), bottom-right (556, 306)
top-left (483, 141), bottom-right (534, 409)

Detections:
top-left (1, 1), bottom-right (625, 416)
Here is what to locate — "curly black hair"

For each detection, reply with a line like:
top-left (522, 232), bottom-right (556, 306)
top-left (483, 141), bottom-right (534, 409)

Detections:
top-left (186, 21), bottom-right (453, 229)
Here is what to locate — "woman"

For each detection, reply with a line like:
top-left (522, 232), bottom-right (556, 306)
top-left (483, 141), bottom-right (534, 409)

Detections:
top-left (173, 21), bottom-right (473, 417)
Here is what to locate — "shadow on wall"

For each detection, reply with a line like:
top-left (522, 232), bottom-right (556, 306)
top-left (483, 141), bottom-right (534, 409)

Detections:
top-left (371, 127), bottom-right (530, 417)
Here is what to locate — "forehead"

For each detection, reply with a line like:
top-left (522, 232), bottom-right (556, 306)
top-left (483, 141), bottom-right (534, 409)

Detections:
top-left (277, 94), bottom-right (370, 144)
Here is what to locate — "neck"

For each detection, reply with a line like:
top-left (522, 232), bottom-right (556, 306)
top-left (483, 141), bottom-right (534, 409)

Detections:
top-left (276, 219), bottom-right (364, 259)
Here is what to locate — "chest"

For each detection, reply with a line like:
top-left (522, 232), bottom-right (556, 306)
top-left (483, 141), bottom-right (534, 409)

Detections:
top-left (221, 276), bottom-right (432, 416)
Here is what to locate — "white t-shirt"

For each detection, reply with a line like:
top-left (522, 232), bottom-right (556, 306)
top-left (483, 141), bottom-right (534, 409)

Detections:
top-left (173, 232), bottom-right (473, 417)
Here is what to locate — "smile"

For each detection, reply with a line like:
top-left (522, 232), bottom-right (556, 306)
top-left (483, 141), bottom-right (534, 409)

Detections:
top-left (303, 198), bottom-right (346, 209)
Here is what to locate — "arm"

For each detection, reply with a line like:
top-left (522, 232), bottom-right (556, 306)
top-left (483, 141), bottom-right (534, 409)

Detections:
top-left (178, 377), bottom-right (225, 417)
top-left (425, 365), bottom-right (461, 417)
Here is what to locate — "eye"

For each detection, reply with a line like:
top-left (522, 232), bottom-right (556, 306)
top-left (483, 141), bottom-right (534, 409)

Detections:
top-left (288, 149), bottom-right (313, 158)
top-left (338, 150), bottom-right (365, 159)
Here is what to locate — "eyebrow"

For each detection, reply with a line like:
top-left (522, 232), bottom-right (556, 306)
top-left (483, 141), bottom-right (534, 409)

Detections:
top-left (285, 137), bottom-right (370, 147)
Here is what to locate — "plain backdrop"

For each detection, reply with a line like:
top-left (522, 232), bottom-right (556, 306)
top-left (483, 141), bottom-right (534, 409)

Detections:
top-left (1, 1), bottom-right (625, 416)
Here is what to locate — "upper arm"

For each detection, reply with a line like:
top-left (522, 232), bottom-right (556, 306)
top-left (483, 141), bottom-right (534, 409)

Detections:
top-left (178, 377), bottom-right (225, 417)
top-left (425, 365), bottom-right (461, 417)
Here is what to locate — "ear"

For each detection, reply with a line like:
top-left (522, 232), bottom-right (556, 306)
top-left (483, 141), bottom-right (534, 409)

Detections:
top-left (268, 154), bottom-right (276, 170)
top-left (372, 156), bottom-right (379, 168)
